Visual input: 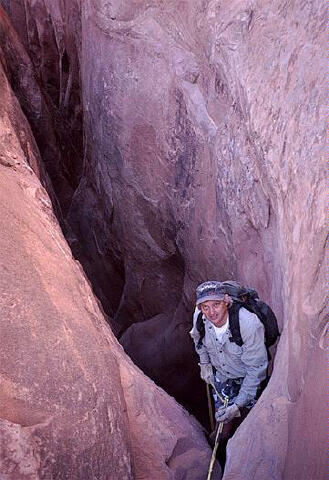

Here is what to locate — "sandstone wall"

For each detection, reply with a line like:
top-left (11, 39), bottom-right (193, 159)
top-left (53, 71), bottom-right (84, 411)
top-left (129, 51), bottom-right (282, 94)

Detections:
top-left (4, 1), bottom-right (327, 479)
top-left (0, 15), bottom-right (216, 477)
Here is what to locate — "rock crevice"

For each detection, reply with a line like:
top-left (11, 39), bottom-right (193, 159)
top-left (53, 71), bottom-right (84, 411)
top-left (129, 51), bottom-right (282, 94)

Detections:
top-left (0, 1), bottom-right (327, 479)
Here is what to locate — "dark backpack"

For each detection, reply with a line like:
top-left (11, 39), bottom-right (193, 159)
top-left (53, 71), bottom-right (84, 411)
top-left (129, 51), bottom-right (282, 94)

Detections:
top-left (196, 280), bottom-right (280, 350)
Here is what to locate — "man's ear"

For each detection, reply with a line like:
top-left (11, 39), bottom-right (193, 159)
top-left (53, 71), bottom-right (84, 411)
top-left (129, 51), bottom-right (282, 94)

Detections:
top-left (196, 304), bottom-right (201, 311)
top-left (223, 293), bottom-right (232, 305)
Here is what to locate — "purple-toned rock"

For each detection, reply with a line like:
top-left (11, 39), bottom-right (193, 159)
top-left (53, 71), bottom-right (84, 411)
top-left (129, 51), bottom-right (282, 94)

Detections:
top-left (4, 1), bottom-right (327, 479)
top-left (0, 27), bottom-right (216, 478)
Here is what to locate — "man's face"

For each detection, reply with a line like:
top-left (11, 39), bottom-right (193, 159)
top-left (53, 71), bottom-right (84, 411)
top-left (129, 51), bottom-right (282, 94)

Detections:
top-left (199, 299), bottom-right (228, 327)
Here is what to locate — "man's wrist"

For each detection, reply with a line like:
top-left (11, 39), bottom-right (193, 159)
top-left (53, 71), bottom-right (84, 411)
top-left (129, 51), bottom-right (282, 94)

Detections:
top-left (233, 397), bottom-right (245, 409)
top-left (233, 387), bottom-right (250, 407)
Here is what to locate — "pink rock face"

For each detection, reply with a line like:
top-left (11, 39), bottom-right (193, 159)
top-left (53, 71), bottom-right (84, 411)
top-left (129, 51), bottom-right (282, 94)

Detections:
top-left (0, 26), bottom-right (217, 479)
top-left (0, 419), bottom-right (41, 479)
top-left (4, 0), bottom-right (327, 479)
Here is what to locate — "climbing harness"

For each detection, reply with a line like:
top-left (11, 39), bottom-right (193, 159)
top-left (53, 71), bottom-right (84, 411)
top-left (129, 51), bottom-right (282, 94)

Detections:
top-left (206, 388), bottom-right (229, 480)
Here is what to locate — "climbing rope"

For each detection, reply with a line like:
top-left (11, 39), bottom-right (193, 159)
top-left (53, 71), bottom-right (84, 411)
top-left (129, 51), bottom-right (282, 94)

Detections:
top-left (206, 384), bottom-right (215, 432)
top-left (210, 381), bottom-right (226, 403)
top-left (206, 384), bottom-right (229, 480)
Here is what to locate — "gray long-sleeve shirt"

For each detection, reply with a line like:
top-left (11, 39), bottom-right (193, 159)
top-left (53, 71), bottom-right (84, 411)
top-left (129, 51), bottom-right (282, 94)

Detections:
top-left (190, 306), bottom-right (268, 407)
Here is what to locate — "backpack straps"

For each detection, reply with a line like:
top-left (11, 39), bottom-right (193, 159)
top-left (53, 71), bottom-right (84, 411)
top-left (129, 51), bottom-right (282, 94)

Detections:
top-left (196, 305), bottom-right (244, 349)
top-left (228, 302), bottom-right (244, 346)
top-left (196, 311), bottom-right (205, 350)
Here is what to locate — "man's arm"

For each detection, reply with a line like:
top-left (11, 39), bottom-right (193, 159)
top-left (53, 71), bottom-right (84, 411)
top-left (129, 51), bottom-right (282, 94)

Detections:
top-left (234, 318), bottom-right (268, 407)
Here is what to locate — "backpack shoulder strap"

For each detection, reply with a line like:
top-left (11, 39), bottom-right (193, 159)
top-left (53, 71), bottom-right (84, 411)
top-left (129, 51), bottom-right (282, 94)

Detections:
top-left (196, 311), bottom-right (205, 350)
top-left (228, 302), bottom-right (244, 346)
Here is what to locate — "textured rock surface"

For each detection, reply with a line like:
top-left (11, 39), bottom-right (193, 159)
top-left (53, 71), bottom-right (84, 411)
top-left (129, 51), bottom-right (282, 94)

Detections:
top-left (4, 0), bottom-right (328, 479)
top-left (3, 0), bottom-right (83, 217)
top-left (0, 32), bottom-right (216, 479)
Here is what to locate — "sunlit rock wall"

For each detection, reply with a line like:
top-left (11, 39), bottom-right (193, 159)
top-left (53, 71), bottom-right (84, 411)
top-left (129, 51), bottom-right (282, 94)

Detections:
top-left (6, 1), bottom-right (327, 478)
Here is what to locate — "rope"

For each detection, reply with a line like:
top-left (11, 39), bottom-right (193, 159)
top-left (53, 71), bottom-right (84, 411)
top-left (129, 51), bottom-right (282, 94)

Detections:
top-left (206, 393), bottom-right (229, 480)
top-left (206, 384), bottom-right (215, 432)
top-left (210, 381), bottom-right (225, 403)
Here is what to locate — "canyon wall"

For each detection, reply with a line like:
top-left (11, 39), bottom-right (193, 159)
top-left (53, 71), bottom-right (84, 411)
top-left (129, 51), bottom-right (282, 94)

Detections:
top-left (2, 0), bottom-right (327, 479)
top-left (0, 11), bottom-right (217, 478)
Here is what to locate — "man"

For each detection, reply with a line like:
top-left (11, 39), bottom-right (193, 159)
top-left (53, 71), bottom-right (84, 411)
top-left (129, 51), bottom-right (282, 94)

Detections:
top-left (190, 280), bottom-right (268, 428)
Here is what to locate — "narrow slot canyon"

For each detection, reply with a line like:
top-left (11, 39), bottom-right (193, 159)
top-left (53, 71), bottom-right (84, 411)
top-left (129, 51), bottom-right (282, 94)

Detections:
top-left (0, 1), bottom-right (326, 479)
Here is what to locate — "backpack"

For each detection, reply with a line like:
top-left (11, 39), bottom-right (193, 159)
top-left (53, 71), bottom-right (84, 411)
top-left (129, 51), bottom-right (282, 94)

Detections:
top-left (196, 280), bottom-right (280, 350)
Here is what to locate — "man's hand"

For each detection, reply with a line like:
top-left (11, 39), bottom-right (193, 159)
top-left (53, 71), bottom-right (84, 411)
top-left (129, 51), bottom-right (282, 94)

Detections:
top-left (215, 403), bottom-right (240, 423)
top-left (198, 363), bottom-right (214, 384)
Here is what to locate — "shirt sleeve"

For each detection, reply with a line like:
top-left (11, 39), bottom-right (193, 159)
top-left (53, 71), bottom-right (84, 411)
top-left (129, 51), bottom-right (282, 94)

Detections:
top-left (189, 307), bottom-right (210, 364)
top-left (234, 319), bottom-right (268, 407)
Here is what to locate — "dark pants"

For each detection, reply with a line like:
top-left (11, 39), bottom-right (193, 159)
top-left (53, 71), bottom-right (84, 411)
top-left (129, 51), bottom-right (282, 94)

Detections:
top-left (210, 378), bottom-right (252, 469)
top-left (210, 376), bottom-right (267, 470)
top-left (218, 406), bottom-right (249, 440)
top-left (209, 407), bottom-right (250, 469)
